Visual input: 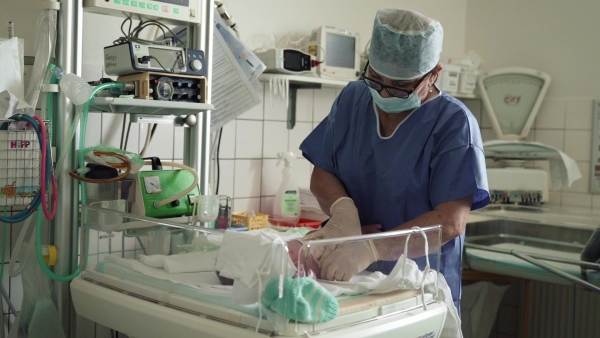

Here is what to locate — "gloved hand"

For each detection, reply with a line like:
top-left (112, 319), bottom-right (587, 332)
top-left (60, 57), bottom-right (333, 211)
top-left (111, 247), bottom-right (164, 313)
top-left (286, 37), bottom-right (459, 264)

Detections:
top-left (320, 240), bottom-right (379, 281)
top-left (302, 197), bottom-right (362, 262)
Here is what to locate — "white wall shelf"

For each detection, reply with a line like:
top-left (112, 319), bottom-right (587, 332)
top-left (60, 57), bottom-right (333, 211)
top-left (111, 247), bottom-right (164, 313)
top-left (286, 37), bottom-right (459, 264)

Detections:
top-left (259, 74), bottom-right (350, 129)
top-left (259, 73), bottom-right (350, 89)
top-left (259, 73), bottom-right (478, 128)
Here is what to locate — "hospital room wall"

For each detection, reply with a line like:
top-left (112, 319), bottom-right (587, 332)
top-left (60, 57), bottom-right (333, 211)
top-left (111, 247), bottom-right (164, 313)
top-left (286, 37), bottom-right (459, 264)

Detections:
top-left (465, 0), bottom-right (600, 208)
top-left (82, 0), bottom-right (470, 216)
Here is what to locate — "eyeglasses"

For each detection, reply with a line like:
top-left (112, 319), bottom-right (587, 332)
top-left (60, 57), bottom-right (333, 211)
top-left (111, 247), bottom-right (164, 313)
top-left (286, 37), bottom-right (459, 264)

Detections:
top-left (361, 61), bottom-right (429, 99)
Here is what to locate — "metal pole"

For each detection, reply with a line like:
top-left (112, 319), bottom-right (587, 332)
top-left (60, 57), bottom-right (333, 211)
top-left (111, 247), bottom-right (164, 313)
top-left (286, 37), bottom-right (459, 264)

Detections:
top-left (55, 0), bottom-right (81, 336)
top-left (185, 0), bottom-right (213, 197)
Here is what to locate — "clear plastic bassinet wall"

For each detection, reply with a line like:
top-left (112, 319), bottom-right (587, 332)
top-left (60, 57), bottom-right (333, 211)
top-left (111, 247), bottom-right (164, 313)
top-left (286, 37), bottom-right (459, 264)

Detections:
top-left (75, 202), bottom-right (449, 338)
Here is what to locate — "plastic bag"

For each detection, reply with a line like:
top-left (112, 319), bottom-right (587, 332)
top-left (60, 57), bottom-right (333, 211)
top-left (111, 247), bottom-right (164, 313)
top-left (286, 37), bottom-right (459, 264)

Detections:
top-left (8, 225), bottom-right (66, 338)
top-left (82, 142), bottom-right (145, 173)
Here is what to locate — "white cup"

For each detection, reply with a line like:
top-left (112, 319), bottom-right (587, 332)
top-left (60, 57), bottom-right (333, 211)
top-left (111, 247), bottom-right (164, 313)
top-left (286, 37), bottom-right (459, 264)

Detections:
top-left (197, 195), bottom-right (219, 222)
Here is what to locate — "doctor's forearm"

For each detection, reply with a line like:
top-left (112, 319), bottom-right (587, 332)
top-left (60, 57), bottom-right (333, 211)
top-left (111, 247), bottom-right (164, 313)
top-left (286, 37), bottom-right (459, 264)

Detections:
top-left (375, 196), bottom-right (472, 261)
top-left (310, 166), bottom-right (348, 216)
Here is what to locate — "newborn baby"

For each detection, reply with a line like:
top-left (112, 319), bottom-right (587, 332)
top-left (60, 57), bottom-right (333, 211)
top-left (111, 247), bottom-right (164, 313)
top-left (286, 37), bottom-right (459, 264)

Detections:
top-left (286, 239), bottom-right (321, 279)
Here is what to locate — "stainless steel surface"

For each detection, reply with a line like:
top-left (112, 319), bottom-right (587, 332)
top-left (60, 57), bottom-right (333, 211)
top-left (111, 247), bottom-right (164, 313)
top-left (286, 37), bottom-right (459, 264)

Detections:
top-left (55, 0), bottom-right (81, 336)
top-left (185, 0), bottom-right (213, 199)
top-left (466, 219), bottom-right (593, 256)
top-left (511, 250), bottom-right (600, 293)
top-left (466, 218), bottom-right (600, 291)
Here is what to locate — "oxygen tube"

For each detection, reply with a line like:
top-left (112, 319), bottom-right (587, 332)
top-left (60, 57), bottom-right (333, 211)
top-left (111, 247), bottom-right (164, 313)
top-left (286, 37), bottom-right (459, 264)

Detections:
top-left (35, 65), bottom-right (127, 281)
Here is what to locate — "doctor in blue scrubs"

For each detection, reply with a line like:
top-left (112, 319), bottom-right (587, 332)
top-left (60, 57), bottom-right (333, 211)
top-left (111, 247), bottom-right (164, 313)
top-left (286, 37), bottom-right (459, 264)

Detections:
top-left (299, 8), bottom-right (490, 312)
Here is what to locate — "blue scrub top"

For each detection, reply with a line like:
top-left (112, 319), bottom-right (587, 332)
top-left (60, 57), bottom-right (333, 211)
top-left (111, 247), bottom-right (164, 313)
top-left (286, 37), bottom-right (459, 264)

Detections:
top-left (300, 81), bottom-right (490, 309)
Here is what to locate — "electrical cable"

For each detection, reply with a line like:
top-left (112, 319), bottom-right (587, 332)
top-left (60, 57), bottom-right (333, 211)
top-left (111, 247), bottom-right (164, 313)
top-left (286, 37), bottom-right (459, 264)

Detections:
top-left (114, 17), bottom-right (187, 50)
top-left (119, 114), bottom-right (127, 150)
top-left (0, 208), bottom-right (7, 317)
top-left (123, 121), bottom-right (132, 151)
top-left (215, 127), bottom-right (222, 194)
top-left (33, 115), bottom-right (57, 220)
top-left (139, 123), bottom-right (156, 157)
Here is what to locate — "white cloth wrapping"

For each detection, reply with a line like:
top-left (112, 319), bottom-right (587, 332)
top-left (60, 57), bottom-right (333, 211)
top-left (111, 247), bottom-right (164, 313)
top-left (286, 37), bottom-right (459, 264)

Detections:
top-left (139, 250), bottom-right (219, 273)
top-left (319, 255), bottom-right (462, 338)
top-left (215, 229), bottom-right (298, 305)
top-left (103, 255), bottom-right (220, 288)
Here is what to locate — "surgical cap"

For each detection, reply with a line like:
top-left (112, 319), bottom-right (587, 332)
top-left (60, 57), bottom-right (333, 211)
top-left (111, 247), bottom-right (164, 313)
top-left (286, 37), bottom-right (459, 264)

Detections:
top-left (369, 8), bottom-right (444, 80)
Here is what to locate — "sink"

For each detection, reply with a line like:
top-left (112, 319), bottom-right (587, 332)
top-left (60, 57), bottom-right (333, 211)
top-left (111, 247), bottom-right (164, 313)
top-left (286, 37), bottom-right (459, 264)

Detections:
top-left (466, 219), bottom-right (592, 255)
top-left (464, 219), bottom-right (600, 285)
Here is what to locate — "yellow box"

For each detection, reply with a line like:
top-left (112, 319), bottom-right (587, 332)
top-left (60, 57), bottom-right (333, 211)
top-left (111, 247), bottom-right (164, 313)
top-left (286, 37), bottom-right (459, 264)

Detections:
top-left (231, 212), bottom-right (269, 230)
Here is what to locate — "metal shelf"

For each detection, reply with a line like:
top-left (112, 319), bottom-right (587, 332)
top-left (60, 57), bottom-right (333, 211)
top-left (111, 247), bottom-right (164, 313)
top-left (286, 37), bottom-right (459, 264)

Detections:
top-left (89, 97), bottom-right (214, 115)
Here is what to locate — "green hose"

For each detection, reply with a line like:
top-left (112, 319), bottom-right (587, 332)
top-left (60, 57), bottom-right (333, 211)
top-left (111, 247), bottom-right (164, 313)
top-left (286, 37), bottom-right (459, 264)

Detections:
top-left (35, 209), bottom-right (77, 282)
top-left (35, 78), bottom-right (126, 282)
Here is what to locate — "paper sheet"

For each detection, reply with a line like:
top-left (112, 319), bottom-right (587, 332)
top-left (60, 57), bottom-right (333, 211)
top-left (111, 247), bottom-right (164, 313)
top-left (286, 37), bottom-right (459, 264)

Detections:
top-left (210, 21), bottom-right (264, 130)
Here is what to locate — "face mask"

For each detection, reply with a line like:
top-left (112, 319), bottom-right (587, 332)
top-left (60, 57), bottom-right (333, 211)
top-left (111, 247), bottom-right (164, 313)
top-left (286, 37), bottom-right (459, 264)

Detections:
top-left (368, 87), bottom-right (422, 113)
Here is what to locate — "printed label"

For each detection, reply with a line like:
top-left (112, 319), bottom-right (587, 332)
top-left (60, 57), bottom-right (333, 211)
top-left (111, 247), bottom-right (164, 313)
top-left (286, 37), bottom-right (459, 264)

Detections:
top-left (10, 141), bottom-right (31, 149)
top-left (281, 190), bottom-right (299, 216)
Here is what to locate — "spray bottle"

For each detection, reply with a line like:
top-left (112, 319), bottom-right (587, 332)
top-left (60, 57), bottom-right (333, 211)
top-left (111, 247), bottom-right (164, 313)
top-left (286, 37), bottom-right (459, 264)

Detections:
top-left (272, 151), bottom-right (300, 227)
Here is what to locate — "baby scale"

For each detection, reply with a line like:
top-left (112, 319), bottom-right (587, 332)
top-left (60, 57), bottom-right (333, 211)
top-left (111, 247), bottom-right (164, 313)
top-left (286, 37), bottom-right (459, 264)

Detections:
top-left (478, 67), bottom-right (559, 205)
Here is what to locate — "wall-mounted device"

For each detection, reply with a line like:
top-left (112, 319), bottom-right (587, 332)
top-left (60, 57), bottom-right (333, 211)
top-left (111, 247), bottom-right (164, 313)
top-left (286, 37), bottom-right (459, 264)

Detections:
top-left (307, 26), bottom-right (360, 81)
top-left (255, 48), bottom-right (315, 75)
top-left (83, 0), bottom-right (202, 24)
top-left (104, 42), bottom-right (206, 77)
top-left (116, 72), bottom-right (206, 103)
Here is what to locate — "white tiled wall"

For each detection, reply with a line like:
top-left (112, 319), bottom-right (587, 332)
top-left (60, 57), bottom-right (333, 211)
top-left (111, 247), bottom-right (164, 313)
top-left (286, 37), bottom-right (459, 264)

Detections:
top-left (82, 69), bottom-right (599, 213)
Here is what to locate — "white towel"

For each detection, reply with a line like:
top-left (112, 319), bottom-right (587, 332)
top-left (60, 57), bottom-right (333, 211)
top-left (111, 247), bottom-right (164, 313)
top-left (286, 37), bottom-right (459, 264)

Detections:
top-left (139, 250), bottom-right (219, 273)
top-left (103, 255), bottom-right (217, 286)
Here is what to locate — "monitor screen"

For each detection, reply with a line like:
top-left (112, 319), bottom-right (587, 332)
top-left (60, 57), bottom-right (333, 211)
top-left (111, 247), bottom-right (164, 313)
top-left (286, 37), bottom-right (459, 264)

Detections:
top-left (325, 33), bottom-right (356, 69)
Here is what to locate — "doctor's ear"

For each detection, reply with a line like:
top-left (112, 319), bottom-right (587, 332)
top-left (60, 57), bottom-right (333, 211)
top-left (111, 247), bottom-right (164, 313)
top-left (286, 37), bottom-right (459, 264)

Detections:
top-left (430, 64), bottom-right (442, 83)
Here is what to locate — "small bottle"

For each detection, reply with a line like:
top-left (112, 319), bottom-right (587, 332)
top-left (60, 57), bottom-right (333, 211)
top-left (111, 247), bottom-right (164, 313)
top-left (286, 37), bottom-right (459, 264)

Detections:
top-left (59, 73), bottom-right (94, 106)
top-left (272, 151), bottom-right (300, 227)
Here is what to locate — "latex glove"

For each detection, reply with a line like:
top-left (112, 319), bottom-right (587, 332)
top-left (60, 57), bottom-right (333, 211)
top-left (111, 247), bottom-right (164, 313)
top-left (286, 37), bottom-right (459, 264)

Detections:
top-left (320, 240), bottom-right (379, 281)
top-left (302, 197), bottom-right (362, 261)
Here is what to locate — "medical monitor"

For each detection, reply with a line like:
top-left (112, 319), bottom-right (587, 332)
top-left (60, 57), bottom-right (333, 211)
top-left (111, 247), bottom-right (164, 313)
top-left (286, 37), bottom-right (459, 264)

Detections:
top-left (307, 26), bottom-right (360, 81)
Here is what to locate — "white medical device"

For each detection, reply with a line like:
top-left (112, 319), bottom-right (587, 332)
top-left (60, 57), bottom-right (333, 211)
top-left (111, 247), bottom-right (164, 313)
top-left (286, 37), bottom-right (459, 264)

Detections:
top-left (307, 26), bottom-right (361, 81)
top-left (478, 67), bottom-right (554, 204)
top-left (479, 67), bottom-right (551, 141)
top-left (83, 0), bottom-right (202, 24)
top-left (104, 41), bottom-right (206, 76)
top-left (72, 209), bottom-right (450, 338)
top-left (255, 48), bottom-right (315, 75)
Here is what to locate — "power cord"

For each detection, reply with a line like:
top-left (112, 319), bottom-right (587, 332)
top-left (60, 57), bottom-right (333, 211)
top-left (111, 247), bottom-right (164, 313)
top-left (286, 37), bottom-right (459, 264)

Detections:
top-left (114, 16), bottom-right (187, 49)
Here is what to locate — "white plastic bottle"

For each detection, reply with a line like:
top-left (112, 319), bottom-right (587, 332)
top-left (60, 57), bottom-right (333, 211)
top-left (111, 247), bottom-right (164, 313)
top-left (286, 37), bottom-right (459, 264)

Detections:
top-left (272, 151), bottom-right (300, 227)
top-left (59, 73), bottom-right (94, 106)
